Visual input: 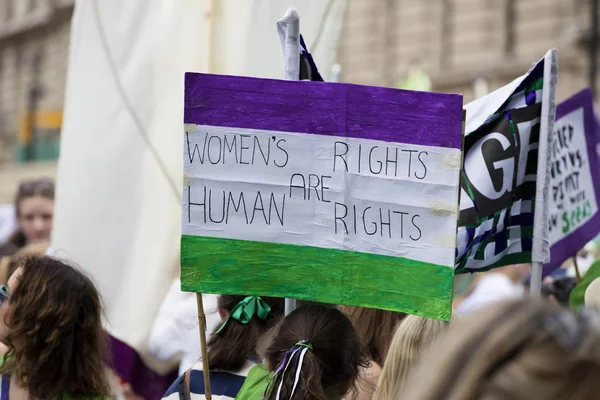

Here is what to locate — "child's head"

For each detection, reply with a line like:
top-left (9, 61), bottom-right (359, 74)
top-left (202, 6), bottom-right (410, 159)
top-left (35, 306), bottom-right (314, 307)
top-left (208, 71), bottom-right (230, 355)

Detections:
top-left (208, 295), bottom-right (284, 371)
top-left (264, 304), bottom-right (367, 400)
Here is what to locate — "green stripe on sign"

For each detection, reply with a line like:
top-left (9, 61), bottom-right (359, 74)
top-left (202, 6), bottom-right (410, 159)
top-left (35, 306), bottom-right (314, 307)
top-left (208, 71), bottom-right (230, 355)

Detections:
top-left (181, 235), bottom-right (454, 321)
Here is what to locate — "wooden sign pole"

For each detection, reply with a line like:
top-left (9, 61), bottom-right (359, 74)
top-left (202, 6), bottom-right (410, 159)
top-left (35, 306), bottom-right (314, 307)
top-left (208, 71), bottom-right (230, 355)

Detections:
top-left (196, 294), bottom-right (212, 399)
top-left (572, 256), bottom-right (583, 283)
top-left (199, 1), bottom-right (215, 396)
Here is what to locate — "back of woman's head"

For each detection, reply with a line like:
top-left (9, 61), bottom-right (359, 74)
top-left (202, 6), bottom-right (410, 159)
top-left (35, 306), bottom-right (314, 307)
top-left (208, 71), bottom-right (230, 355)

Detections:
top-left (265, 304), bottom-right (367, 400)
top-left (401, 299), bottom-right (600, 400)
top-left (373, 315), bottom-right (447, 400)
top-left (207, 295), bottom-right (284, 371)
top-left (5, 256), bottom-right (109, 398)
top-left (342, 306), bottom-right (406, 366)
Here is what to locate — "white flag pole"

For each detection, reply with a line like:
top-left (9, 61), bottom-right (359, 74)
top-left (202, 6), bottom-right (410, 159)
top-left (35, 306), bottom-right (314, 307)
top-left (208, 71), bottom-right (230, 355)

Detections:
top-left (530, 262), bottom-right (543, 298)
top-left (331, 63), bottom-right (342, 82)
top-left (278, 7), bottom-right (300, 315)
top-left (278, 7), bottom-right (301, 81)
top-left (530, 49), bottom-right (558, 297)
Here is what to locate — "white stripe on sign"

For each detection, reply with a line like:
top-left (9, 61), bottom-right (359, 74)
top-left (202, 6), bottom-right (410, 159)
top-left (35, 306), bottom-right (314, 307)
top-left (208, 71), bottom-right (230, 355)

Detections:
top-left (182, 124), bottom-right (461, 267)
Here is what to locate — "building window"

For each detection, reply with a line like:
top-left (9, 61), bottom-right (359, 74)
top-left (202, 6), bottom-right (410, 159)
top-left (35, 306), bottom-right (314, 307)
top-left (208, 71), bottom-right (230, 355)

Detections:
top-left (4, 0), bottom-right (13, 22)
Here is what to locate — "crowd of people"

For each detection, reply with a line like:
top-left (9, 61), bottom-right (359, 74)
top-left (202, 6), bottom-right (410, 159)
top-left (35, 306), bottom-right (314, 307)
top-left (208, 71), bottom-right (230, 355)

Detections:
top-left (2, 178), bottom-right (600, 399)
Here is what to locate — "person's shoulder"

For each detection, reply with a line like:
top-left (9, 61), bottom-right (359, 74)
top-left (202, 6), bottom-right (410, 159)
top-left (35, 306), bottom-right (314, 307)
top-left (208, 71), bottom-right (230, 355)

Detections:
top-left (235, 364), bottom-right (271, 400)
top-left (162, 374), bottom-right (183, 399)
top-left (348, 361), bottom-right (380, 400)
top-left (162, 363), bottom-right (255, 399)
top-left (243, 364), bottom-right (269, 380)
top-left (363, 360), bottom-right (382, 381)
top-left (188, 360), bottom-right (256, 378)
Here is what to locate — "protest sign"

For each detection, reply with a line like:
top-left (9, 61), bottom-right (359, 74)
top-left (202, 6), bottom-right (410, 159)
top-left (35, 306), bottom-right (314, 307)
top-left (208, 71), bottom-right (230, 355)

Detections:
top-left (543, 88), bottom-right (600, 276)
top-left (181, 74), bottom-right (463, 320)
top-left (456, 50), bottom-right (557, 278)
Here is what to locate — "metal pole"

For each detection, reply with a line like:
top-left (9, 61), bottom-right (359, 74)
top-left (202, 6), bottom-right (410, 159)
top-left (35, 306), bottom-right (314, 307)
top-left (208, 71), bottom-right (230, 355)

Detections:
top-left (285, 298), bottom-right (297, 316)
top-left (530, 262), bottom-right (542, 298)
top-left (278, 7), bottom-right (300, 316)
top-left (331, 63), bottom-right (342, 83)
top-left (529, 50), bottom-right (557, 298)
top-left (591, 0), bottom-right (599, 98)
top-left (279, 7), bottom-right (300, 81)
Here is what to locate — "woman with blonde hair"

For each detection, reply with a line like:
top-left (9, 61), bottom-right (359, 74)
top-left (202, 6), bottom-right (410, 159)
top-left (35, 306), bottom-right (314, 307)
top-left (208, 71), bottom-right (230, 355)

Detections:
top-left (373, 315), bottom-right (447, 400)
top-left (400, 299), bottom-right (600, 400)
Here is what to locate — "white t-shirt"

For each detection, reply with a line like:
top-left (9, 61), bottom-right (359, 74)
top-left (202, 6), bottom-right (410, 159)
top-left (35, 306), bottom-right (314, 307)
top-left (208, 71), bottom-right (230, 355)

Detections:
top-left (147, 279), bottom-right (221, 374)
top-left (457, 273), bottom-right (524, 315)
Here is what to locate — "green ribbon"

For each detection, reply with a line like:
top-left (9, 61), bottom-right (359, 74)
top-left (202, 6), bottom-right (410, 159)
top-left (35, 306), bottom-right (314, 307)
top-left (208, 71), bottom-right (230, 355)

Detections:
top-left (295, 341), bottom-right (313, 351)
top-left (216, 296), bottom-right (271, 333)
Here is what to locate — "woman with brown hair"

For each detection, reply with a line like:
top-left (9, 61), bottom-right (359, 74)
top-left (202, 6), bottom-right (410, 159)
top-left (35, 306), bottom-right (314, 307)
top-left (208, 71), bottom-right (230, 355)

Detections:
top-left (163, 295), bottom-right (284, 399)
top-left (0, 179), bottom-right (55, 258)
top-left (0, 256), bottom-right (111, 398)
top-left (400, 299), bottom-right (600, 400)
top-left (341, 306), bottom-right (405, 400)
top-left (236, 304), bottom-right (368, 400)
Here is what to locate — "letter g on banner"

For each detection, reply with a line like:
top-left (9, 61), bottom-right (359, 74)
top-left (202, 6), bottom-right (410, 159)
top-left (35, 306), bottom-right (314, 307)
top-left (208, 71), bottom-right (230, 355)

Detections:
top-left (464, 132), bottom-right (514, 200)
top-left (459, 103), bottom-right (542, 227)
top-left (459, 115), bottom-right (518, 225)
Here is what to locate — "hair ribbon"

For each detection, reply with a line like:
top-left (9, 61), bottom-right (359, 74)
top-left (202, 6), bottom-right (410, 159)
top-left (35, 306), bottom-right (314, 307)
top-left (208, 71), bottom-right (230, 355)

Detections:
top-left (216, 295), bottom-right (271, 333)
top-left (264, 340), bottom-right (313, 400)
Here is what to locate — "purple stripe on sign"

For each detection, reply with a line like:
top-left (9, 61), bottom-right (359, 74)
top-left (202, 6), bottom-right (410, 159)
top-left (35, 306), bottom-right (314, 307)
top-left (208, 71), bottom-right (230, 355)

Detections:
top-left (184, 73), bottom-right (463, 149)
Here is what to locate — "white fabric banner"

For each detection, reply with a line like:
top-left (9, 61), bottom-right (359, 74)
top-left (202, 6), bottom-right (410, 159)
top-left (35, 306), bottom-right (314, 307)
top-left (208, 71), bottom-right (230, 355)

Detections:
top-left (52, 0), bottom-right (346, 379)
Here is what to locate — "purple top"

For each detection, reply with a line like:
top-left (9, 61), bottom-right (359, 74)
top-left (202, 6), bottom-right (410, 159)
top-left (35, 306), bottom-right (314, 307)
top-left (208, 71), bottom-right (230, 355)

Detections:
top-left (184, 73), bottom-right (463, 149)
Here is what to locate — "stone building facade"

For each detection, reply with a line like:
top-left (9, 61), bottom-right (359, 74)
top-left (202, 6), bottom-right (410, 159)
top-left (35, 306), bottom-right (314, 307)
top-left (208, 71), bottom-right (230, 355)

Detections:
top-left (338, 0), bottom-right (593, 104)
top-left (0, 0), bottom-right (73, 165)
top-left (0, 0), bottom-right (596, 202)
